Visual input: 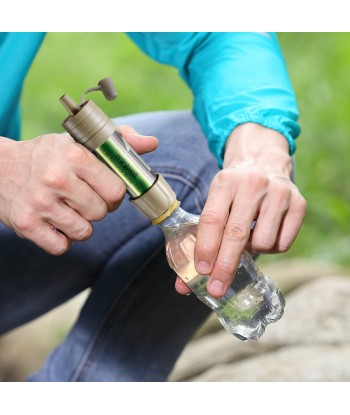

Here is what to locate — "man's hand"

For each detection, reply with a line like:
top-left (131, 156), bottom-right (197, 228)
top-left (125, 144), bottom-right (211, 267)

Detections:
top-left (175, 122), bottom-right (306, 297)
top-left (0, 126), bottom-right (158, 255)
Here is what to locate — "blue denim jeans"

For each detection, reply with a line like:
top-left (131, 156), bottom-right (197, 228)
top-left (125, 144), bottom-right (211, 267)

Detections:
top-left (0, 111), bottom-right (220, 381)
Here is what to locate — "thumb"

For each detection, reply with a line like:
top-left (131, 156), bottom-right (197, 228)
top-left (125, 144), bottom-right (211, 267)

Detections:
top-left (117, 125), bottom-right (158, 155)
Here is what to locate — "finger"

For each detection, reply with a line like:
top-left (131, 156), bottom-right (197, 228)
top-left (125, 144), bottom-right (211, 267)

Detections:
top-left (68, 125), bottom-right (157, 211)
top-left (117, 125), bottom-right (159, 154)
top-left (46, 203), bottom-right (93, 242)
top-left (207, 191), bottom-right (259, 297)
top-left (24, 220), bottom-right (72, 256)
top-left (63, 178), bottom-right (112, 220)
top-left (273, 193), bottom-right (307, 252)
top-left (250, 191), bottom-right (290, 253)
top-left (67, 144), bottom-right (127, 212)
top-left (194, 172), bottom-right (233, 277)
top-left (175, 276), bottom-right (192, 295)
top-left (43, 153), bottom-right (121, 216)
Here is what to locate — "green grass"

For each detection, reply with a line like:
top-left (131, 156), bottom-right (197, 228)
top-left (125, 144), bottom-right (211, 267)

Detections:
top-left (21, 33), bottom-right (350, 266)
top-left (278, 33), bottom-right (350, 265)
top-left (21, 33), bottom-right (192, 138)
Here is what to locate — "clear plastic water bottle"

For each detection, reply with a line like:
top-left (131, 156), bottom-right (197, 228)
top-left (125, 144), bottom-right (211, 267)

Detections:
top-left (159, 206), bottom-right (285, 341)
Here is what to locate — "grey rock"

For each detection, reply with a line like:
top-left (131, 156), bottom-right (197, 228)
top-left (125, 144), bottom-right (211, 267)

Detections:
top-left (265, 276), bottom-right (350, 345)
top-left (191, 344), bottom-right (350, 381)
top-left (169, 276), bottom-right (350, 381)
top-left (168, 330), bottom-right (272, 381)
top-left (260, 258), bottom-right (349, 294)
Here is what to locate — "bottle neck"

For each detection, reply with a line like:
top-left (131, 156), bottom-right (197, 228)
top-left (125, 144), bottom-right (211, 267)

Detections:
top-left (158, 206), bottom-right (199, 230)
top-left (158, 206), bottom-right (186, 229)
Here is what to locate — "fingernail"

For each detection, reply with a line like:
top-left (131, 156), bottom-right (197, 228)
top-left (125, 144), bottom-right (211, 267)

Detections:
top-left (209, 280), bottom-right (224, 296)
top-left (197, 261), bottom-right (210, 274)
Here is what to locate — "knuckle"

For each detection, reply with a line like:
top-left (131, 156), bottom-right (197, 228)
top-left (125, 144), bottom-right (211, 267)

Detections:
top-left (15, 214), bottom-right (35, 234)
top-left (245, 170), bottom-right (268, 188)
top-left (74, 223), bottom-right (93, 241)
top-left (195, 242), bottom-right (212, 255)
top-left (94, 202), bottom-right (109, 221)
top-left (295, 194), bottom-right (307, 214)
top-left (31, 192), bottom-right (51, 211)
top-left (59, 132), bottom-right (73, 143)
top-left (213, 169), bottom-right (233, 188)
top-left (216, 261), bottom-right (235, 275)
top-left (117, 125), bottom-right (138, 136)
top-left (84, 201), bottom-right (108, 222)
top-left (277, 239), bottom-right (292, 253)
top-left (50, 240), bottom-right (70, 256)
top-left (43, 168), bottom-right (67, 190)
top-left (252, 237), bottom-right (275, 252)
top-left (224, 222), bottom-right (249, 243)
top-left (107, 183), bottom-right (126, 205)
top-left (195, 242), bottom-right (216, 261)
top-left (272, 181), bottom-right (291, 200)
top-left (200, 210), bottom-right (221, 226)
top-left (66, 144), bottom-right (87, 166)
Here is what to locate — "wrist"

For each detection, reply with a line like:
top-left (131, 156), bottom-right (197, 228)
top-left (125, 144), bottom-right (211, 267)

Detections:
top-left (223, 123), bottom-right (292, 175)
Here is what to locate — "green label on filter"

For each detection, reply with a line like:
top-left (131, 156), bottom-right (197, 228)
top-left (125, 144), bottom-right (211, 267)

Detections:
top-left (96, 138), bottom-right (153, 196)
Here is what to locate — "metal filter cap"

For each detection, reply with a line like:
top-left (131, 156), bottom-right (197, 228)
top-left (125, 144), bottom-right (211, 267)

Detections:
top-left (130, 175), bottom-right (177, 222)
top-left (60, 96), bottom-right (116, 152)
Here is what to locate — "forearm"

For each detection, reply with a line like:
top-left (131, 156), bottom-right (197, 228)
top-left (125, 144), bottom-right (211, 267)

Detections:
top-left (223, 122), bottom-right (292, 175)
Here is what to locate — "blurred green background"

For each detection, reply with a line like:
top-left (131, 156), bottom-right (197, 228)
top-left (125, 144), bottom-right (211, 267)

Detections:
top-left (21, 33), bottom-right (350, 267)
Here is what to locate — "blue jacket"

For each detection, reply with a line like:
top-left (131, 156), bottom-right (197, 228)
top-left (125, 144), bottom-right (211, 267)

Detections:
top-left (0, 32), bottom-right (299, 165)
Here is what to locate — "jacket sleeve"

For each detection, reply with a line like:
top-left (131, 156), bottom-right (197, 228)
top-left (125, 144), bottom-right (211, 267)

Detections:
top-left (127, 32), bottom-right (300, 166)
top-left (0, 32), bottom-right (45, 140)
